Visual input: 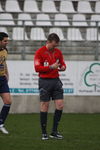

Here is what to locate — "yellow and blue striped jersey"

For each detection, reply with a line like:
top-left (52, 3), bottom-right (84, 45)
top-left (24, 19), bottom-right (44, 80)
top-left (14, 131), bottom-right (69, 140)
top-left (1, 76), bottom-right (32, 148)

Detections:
top-left (0, 48), bottom-right (8, 76)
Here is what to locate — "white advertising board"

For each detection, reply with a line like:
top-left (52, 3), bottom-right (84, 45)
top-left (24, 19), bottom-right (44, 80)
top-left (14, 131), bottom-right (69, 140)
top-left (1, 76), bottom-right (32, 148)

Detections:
top-left (7, 61), bottom-right (100, 95)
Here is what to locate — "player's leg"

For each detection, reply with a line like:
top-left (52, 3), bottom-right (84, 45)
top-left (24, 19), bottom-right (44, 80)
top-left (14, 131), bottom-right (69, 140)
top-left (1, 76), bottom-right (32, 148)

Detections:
top-left (0, 93), bottom-right (12, 134)
top-left (0, 76), bottom-right (12, 134)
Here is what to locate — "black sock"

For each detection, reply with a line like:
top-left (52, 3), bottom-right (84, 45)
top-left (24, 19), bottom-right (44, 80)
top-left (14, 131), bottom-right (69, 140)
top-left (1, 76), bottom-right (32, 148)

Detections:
top-left (40, 112), bottom-right (47, 134)
top-left (52, 109), bottom-right (62, 133)
top-left (0, 104), bottom-right (11, 125)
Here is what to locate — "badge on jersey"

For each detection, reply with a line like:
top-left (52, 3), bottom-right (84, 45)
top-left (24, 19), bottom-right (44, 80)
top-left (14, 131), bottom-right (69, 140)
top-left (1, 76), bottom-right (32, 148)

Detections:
top-left (44, 60), bottom-right (49, 66)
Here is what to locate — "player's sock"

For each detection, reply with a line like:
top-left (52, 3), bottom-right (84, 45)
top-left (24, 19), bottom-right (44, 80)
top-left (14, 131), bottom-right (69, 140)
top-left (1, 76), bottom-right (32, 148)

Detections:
top-left (0, 104), bottom-right (11, 125)
top-left (52, 109), bottom-right (62, 133)
top-left (40, 112), bottom-right (47, 134)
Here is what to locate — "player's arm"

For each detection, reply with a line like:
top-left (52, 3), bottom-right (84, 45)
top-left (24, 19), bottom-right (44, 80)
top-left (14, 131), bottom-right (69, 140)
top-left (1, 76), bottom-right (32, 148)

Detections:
top-left (5, 62), bottom-right (9, 81)
top-left (58, 51), bottom-right (66, 71)
top-left (34, 52), bottom-right (51, 73)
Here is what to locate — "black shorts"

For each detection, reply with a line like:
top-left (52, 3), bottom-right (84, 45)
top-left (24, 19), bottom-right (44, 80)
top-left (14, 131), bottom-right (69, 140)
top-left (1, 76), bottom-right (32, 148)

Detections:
top-left (39, 78), bottom-right (63, 102)
top-left (0, 76), bottom-right (10, 93)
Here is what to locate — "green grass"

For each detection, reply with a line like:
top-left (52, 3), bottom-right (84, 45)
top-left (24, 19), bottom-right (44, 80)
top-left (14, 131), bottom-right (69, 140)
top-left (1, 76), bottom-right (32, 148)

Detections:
top-left (1, 114), bottom-right (100, 150)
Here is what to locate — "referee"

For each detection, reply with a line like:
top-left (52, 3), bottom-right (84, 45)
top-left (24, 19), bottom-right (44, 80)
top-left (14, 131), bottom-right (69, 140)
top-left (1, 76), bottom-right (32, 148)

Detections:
top-left (34, 33), bottom-right (66, 140)
top-left (0, 32), bottom-right (12, 134)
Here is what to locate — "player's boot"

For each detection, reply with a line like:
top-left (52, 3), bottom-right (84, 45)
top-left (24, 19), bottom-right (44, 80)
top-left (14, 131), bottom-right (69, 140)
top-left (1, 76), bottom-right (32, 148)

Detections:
top-left (49, 132), bottom-right (63, 139)
top-left (0, 124), bottom-right (9, 134)
top-left (42, 133), bottom-right (49, 140)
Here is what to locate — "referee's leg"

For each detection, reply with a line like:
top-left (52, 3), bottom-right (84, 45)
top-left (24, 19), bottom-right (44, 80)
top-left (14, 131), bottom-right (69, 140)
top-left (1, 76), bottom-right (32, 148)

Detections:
top-left (39, 78), bottom-right (50, 139)
top-left (53, 99), bottom-right (64, 132)
top-left (40, 101), bottom-right (49, 139)
top-left (50, 99), bottom-right (64, 139)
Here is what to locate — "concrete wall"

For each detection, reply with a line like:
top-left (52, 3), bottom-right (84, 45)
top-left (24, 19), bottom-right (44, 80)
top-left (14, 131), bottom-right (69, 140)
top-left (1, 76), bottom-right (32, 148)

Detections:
top-left (0, 95), bottom-right (100, 114)
top-left (8, 54), bottom-right (98, 61)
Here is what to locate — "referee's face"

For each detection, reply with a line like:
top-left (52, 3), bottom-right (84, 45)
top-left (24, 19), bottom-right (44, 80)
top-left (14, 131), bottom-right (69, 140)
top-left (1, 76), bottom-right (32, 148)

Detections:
top-left (47, 41), bottom-right (59, 50)
top-left (0, 37), bottom-right (8, 48)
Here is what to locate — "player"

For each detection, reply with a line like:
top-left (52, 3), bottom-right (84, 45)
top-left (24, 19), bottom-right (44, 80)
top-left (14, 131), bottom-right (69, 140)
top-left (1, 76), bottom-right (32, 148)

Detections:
top-left (0, 32), bottom-right (12, 134)
top-left (34, 33), bottom-right (66, 140)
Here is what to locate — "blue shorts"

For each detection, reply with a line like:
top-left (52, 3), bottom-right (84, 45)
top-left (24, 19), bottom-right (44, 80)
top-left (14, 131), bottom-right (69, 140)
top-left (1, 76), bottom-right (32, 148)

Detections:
top-left (0, 76), bottom-right (10, 93)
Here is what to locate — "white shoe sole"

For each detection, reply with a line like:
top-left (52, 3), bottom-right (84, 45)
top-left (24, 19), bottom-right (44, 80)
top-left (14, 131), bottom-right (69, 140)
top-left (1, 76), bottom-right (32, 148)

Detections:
top-left (0, 127), bottom-right (9, 134)
top-left (42, 137), bottom-right (49, 140)
top-left (49, 135), bottom-right (63, 139)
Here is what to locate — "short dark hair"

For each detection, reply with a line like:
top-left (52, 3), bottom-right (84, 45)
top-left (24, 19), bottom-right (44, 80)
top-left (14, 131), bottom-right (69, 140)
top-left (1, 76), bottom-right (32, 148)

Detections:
top-left (47, 33), bottom-right (60, 43)
top-left (0, 32), bottom-right (8, 41)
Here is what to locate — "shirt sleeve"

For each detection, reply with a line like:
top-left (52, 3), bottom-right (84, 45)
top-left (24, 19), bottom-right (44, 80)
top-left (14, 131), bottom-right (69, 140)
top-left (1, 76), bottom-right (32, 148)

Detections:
top-left (34, 51), bottom-right (51, 73)
top-left (59, 51), bottom-right (66, 69)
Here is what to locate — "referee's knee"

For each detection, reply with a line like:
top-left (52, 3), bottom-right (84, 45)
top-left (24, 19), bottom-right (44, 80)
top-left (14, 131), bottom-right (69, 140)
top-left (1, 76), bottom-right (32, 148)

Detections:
top-left (55, 100), bottom-right (64, 110)
top-left (40, 102), bottom-right (49, 112)
top-left (56, 104), bottom-right (64, 110)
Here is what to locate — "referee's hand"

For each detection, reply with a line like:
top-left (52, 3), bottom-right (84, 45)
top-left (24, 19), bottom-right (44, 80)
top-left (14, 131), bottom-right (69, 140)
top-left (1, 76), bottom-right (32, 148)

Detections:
top-left (58, 66), bottom-right (66, 71)
top-left (50, 61), bottom-right (60, 69)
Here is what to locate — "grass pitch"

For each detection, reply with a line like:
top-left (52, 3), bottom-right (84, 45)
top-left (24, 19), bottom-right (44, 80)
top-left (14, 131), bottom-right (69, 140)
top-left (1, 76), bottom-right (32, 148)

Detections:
top-left (0, 113), bottom-right (100, 150)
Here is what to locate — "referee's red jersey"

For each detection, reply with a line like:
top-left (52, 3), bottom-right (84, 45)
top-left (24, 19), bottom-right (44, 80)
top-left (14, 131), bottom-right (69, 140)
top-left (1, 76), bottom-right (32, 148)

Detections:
top-left (34, 46), bottom-right (66, 78)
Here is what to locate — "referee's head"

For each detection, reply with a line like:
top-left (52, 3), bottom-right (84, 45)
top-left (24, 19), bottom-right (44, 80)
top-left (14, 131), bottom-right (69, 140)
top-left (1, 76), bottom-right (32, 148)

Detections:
top-left (46, 33), bottom-right (60, 50)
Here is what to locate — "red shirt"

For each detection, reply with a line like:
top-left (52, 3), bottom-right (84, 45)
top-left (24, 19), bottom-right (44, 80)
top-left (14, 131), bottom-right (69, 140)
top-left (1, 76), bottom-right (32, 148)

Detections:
top-left (34, 46), bottom-right (66, 78)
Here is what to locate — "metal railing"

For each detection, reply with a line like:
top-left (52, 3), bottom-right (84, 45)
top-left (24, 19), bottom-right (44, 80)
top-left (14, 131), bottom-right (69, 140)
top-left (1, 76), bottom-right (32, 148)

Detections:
top-left (0, 19), bottom-right (100, 60)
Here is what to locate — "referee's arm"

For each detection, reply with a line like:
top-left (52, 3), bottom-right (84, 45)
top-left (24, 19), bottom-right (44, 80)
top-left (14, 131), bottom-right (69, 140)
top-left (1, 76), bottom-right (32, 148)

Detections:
top-left (34, 52), bottom-right (51, 73)
top-left (58, 51), bottom-right (66, 71)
